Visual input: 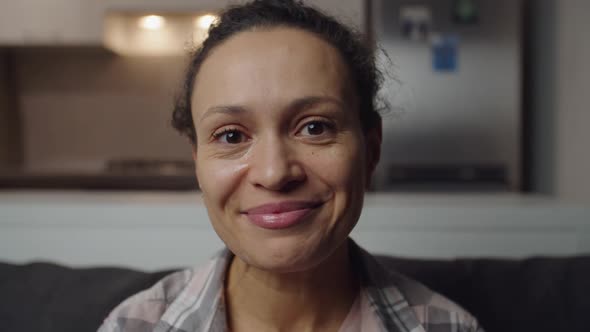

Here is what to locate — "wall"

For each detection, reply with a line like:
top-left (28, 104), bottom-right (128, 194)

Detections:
top-left (529, 0), bottom-right (590, 203)
top-left (555, 0), bottom-right (590, 203)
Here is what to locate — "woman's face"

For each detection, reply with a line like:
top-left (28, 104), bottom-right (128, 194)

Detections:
top-left (191, 27), bottom-right (380, 273)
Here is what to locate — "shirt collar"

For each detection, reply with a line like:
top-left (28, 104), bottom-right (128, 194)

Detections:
top-left (203, 239), bottom-right (424, 332)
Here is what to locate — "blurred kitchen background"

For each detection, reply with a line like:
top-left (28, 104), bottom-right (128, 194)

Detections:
top-left (0, 0), bottom-right (588, 269)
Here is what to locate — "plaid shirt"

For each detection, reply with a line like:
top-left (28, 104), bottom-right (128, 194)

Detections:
top-left (99, 241), bottom-right (483, 332)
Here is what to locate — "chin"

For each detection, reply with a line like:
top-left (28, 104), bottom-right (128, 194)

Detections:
top-left (234, 235), bottom-right (333, 273)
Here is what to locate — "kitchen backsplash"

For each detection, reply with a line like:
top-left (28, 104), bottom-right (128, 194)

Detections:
top-left (10, 47), bottom-right (192, 173)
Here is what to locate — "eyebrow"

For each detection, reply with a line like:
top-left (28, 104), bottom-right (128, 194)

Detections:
top-left (198, 96), bottom-right (346, 122)
top-left (199, 105), bottom-right (247, 122)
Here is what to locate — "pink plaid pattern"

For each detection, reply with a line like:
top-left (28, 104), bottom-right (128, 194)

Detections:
top-left (99, 241), bottom-right (483, 332)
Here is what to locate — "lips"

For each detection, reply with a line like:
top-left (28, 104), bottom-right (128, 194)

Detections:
top-left (243, 201), bottom-right (323, 230)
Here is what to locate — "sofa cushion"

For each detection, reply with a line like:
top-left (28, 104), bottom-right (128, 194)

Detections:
top-left (0, 261), bottom-right (173, 332)
top-left (377, 256), bottom-right (590, 332)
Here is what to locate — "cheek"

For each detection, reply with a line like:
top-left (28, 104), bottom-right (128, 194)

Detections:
top-left (306, 141), bottom-right (366, 192)
top-left (196, 157), bottom-right (248, 210)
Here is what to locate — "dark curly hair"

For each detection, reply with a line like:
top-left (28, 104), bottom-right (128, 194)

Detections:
top-left (171, 0), bottom-right (382, 144)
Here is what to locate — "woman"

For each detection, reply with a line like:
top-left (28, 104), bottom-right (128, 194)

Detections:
top-left (100, 1), bottom-right (483, 331)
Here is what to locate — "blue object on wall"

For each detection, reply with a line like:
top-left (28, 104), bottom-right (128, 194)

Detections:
top-left (432, 35), bottom-right (459, 72)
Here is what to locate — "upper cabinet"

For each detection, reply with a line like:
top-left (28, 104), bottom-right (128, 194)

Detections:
top-left (0, 0), bottom-right (101, 45)
top-left (0, 0), bottom-right (228, 46)
top-left (0, 1), bottom-right (27, 45)
top-left (0, 0), bottom-right (363, 46)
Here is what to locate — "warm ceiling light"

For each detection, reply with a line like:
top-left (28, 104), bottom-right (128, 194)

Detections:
top-left (138, 15), bottom-right (166, 30)
top-left (195, 14), bottom-right (218, 30)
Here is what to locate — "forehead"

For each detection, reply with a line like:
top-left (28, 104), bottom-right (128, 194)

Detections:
top-left (191, 27), bottom-right (354, 117)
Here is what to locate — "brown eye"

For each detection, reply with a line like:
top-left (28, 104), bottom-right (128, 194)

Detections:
top-left (301, 121), bottom-right (326, 136)
top-left (214, 129), bottom-right (246, 144)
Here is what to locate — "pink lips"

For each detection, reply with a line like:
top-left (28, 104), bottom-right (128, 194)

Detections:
top-left (243, 201), bottom-right (322, 230)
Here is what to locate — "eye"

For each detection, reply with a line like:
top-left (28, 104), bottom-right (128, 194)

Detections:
top-left (299, 121), bottom-right (330, 136)
top-left (212, 128), bottom-right (247, 144)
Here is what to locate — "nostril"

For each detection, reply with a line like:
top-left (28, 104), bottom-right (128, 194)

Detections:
top-left (249, 141), bottom-right (307, 191)
top-left (279, 178), bottom-right (304, 193)
top-left (253, 176), bottom-right (304, 192)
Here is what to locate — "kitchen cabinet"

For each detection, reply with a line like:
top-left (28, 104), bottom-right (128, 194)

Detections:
top-left (0, 2), bottom-right (26, 44)
top-left (0, 0), bottom-right (249, 45)
top-left (0, 0), bottom-right (101, 45)
top-left (98, 0), bottom-right (362, 25)
top-left (0, 0), bottom-right (363, 45)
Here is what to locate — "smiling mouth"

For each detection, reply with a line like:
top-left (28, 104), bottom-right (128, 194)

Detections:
top-left (242, 200), bottom-right (324, 230)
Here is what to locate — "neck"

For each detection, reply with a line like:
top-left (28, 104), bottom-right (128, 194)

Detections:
top-left (225, 242), bottom-right (358, 332)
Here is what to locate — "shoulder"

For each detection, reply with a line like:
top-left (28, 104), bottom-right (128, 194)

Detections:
top-left (97, 269), bottom-right (193, 332)
top-left (379, 262), bottom-right (483, 332)
top-left (352, 242), bottom-right (484, 332)
top-left (400, 277), bottom-right (482, 331)
top-left (98, 259), bottom-right (220, 332)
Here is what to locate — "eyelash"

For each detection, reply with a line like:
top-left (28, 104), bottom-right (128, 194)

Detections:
top-left (210, 118), bottom-right (335, 143)
top-left (211, 127), bottom-right (247, 143)
top-left (297, 118), bottom-right (335, 135)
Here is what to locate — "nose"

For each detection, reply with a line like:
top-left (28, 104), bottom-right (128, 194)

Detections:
top-left (248, 136), bottom-right (306, 192)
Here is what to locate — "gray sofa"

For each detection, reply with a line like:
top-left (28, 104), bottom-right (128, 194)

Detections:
top-left (1, 255), bottom-right (589, 332)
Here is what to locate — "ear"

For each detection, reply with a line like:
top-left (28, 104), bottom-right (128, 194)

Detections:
top-left (364, 121), bottom-right (382, 188)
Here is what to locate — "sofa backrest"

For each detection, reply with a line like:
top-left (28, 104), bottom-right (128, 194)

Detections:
top-left (1, 256), bottom-right (589, 332)
top-left (377, 255), bottom-right (590, 332)
top-left (0, 262), bottom-right (173, 332)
